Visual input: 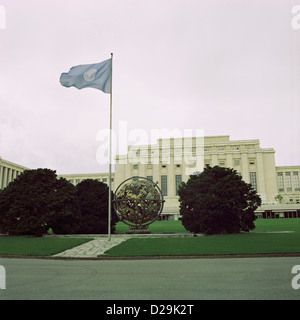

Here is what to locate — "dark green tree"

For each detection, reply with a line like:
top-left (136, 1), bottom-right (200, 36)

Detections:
top-left (49, 177), bottom-right (81, 234)
top-left (76, 179), bottom-right (118, 234)
top-left (0, 168), bottom-right (80, 236)
top-left (178, 166), bottom-right (261, 235)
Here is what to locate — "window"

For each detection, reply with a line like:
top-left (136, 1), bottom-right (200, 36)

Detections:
top-left (277, 173), bottom-right (284, 192)
top-left (133, 164), bottom-right (138, 170)
top-left (219, 162), bottom-right (225, 167)
top-left (249, 160), bottom-right (255, 165)
top-left (293, 172), bottom-right (300, 191)
top-left (161, 175), bottom-right (167, 196)
top-left (175, 175), bottom-right (182, 196)
top-left (250, 172), bottom-right (257, 191)
top-left (285, 172), bottom-right (292, 192)
top-left (234, 160), bottom-right (240, 166)
top-left (146, 176), bottom-right (153, 181)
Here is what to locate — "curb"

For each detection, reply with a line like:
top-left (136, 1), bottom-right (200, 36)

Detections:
top-left (1, 252), bottom-right (300, 261)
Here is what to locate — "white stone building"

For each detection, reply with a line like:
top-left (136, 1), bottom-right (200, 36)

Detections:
top-left (1, 135), bottom-right (300, 220)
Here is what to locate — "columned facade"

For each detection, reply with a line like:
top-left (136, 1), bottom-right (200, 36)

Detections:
top-left (0, 157), bottom-right (27, 190)
top-left (114, 135), bottom-right (300, 220)
top-left (1, 135), bottom-right (300, 221)
top-left (58, 172), bottom-right (115, 190)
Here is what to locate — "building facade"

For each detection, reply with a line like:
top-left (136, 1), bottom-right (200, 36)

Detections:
top-left (1, 135), bottom-right (300, 220)
top-left (0, 157), bottom-right (28, 190)
top-left (114, 135), bottom-right (300, 220)
top-left (275, 166), bottom-right (300, 204)
top-left (58, 172), bottom-right (115, 190)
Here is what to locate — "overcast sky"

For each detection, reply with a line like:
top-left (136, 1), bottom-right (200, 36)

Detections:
top-left (0, 0), bottom-right (299, 174)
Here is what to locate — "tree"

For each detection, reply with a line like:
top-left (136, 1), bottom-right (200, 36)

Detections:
top-left (178, 166), bottom-right (261, 235)
top-left (49, 177), bottom-right (81, 234)
top-left (0, 168), bottom-right (80, 236)
top-left (275, 194), bottom-right (283, 204)
top-left (75, 179), bottom-right (118, 234)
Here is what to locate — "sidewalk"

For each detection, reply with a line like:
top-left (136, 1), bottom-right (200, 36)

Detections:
top-left (52, 237), bottom-right (128, 258)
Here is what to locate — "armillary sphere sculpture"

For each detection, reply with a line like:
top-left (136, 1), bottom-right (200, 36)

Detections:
top-left (113, 176), bottom-right (165, 232)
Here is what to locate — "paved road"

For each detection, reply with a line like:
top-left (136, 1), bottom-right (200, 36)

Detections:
top-left (0, 256), bottom-right (300, 300)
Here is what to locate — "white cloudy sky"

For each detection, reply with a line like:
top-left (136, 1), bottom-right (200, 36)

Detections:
top-left (0, 0), bottom-right (299, 174)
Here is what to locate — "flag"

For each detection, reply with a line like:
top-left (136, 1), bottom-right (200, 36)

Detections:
top-left (60, 59), bottom-right (111, 93)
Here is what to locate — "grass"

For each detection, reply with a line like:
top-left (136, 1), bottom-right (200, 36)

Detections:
top-left (1, 219), bottom-right (300, 257)
top-left (0, 236), bottom-right (90, 256)
top-left (115, 220), bottom-right (188, 234)
top-left (116, 218), bottom-right (300, 234)
top-left (105, 218), bottom-right (300, 256)
top-left (252, 218), bottom-right (300, 233)
top-left (105, 233), bottom-right (300, 256)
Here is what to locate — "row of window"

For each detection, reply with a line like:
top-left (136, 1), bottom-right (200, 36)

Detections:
top-left (204, 146), bottom-right (255, 151)
top-left (133, 145), bottom-right (256, 155)
top-left (146, 173), bottom-right (258, 196)
top-left (133, 164), bottom-right (182, 170)
top-left (277, 172), bottom-right (300, 192)
top-left (68, 177), bottom-right (114, 187)
top-left (133, 159), bottom-right (256, 170)
top-left (205, 159), bottom-right (255, 167)
top-left (146, 175), bottom-right (182, 196)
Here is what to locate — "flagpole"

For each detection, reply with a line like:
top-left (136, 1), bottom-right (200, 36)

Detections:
top-left (108, 53), bottom-right (113, 241)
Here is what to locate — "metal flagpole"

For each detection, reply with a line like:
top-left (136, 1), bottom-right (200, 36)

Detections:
top-left (108, 53), bottom-right (113, 241)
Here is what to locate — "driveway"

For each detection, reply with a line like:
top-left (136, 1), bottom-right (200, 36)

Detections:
top-left (1, 256), bottom-right (300, 300)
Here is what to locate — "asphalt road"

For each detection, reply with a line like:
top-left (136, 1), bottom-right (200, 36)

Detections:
top-left (0, 256), bottom-right (300, 300)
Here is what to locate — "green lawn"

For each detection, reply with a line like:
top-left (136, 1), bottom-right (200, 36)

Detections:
top-left (253, 218), bottom-right (300, 233)
top-left (1, 219), bottom-right (300, 257)
top-left (116, 218), bottom-right (300, 234)
top-left (0, 237), bottom-right (90, 256)
top-left (106, 218), bottom-right (300, 256)
top-left (105, 232), bottom-right (300, 256)
top-left (115, 220), bottom-right (188, 234)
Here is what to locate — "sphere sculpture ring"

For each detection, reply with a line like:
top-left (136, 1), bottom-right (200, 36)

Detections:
top-left (113, 176), bottom-right (165, 232)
